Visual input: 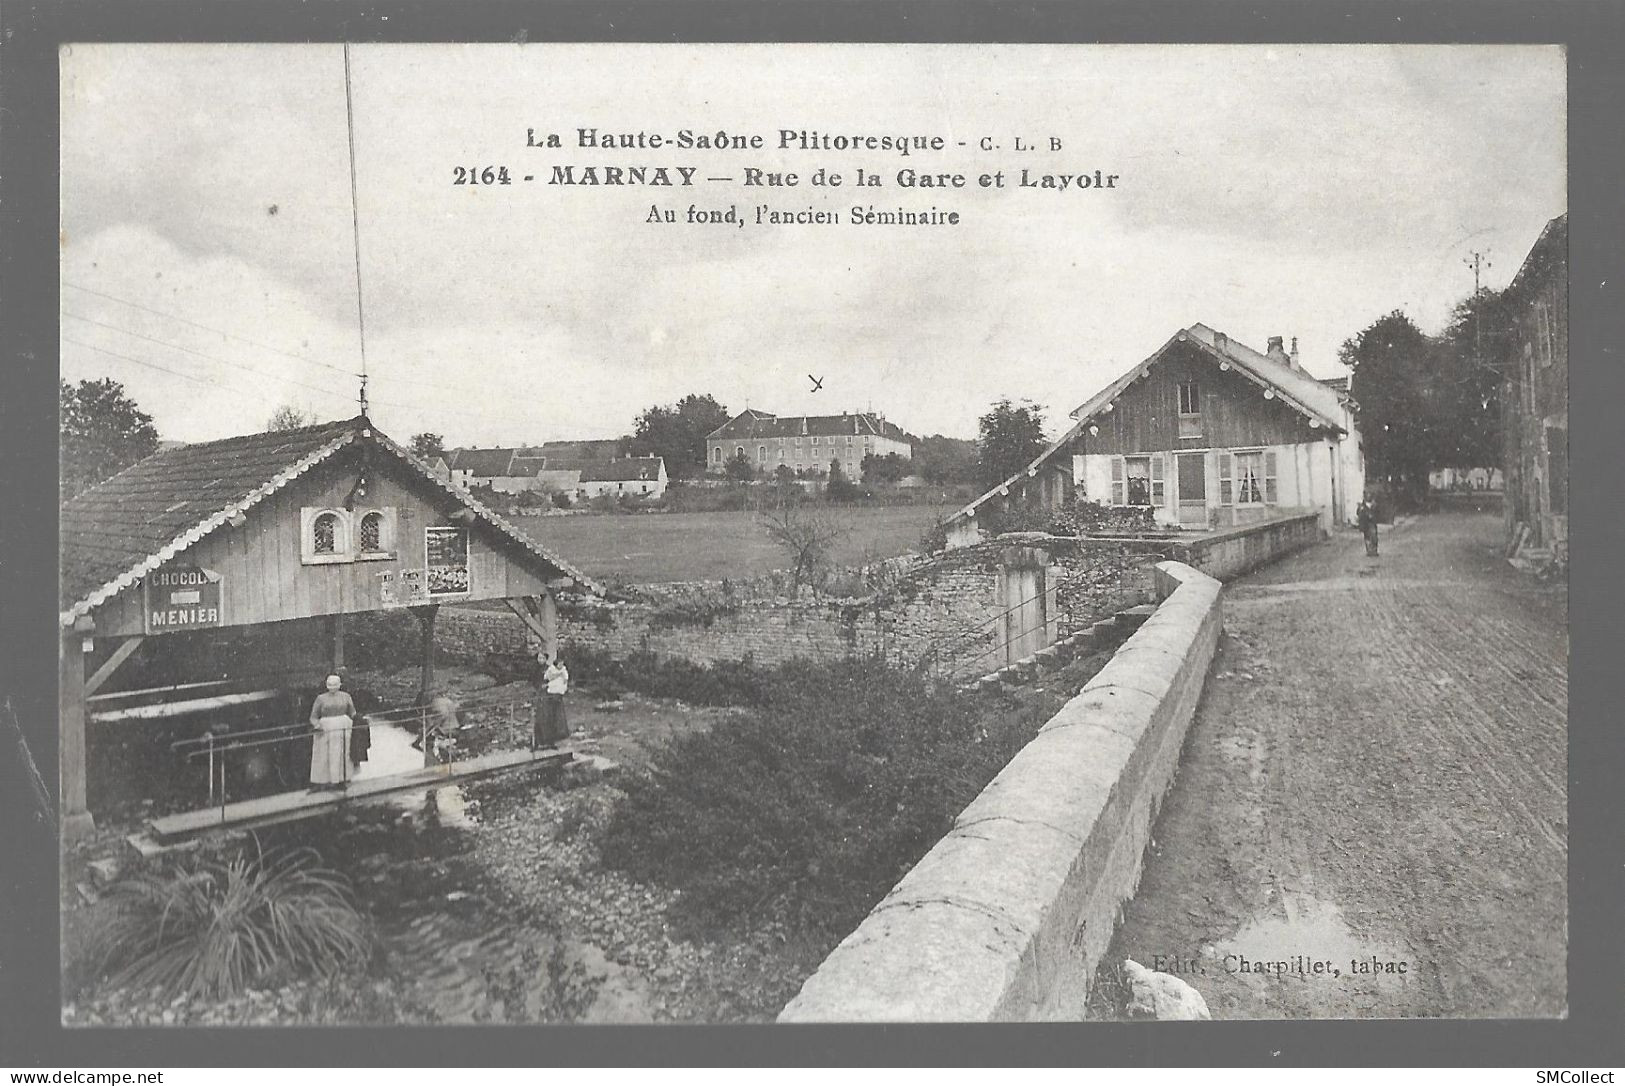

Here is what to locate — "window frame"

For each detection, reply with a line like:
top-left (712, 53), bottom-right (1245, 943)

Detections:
top-left (301, 507), bottom-right (352, 565)
top-left (1178, 379), bottom-right (1200, 416)
top-left (356, 508), bottom-right (397, 561)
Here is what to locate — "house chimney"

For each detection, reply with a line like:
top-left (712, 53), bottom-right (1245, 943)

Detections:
top-left (1266, 336), bottom-right (1290, 368)
top-left (1290, 336), bottom-right (1300, 370)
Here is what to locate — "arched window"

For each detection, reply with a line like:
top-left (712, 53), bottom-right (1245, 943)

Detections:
top-left (712, 447), bottom-right (721, 463)
top-left (360, 511), bottom-right (384, 553)
top-left (313, 512), bottom-right (340, 554)
top-left (302, 507), bottom-right (351, 564)
top-left (758, 445), bottom-right (766, 463)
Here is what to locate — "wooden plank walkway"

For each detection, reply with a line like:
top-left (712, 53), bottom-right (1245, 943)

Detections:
top-left (149, 747), bottom-right (575, 840)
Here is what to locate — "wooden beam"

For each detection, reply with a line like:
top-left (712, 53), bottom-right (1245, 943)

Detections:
top-left (59, 629), bottom-right (95, 842)
top-left (502, 597), bottom-right (550, 642)
top-left (84, 635), bottom-right (144, 698)
top-left (411, 604), bottom-right (439, 704)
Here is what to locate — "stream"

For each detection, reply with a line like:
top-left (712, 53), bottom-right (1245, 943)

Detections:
top-left (266, 721), bottom-right (660, 1024)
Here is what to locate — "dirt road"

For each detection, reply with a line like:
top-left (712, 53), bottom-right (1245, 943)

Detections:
top-left (1094, 511), bottom-right (1567, 1019)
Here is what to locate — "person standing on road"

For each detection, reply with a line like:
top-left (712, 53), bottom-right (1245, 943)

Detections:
top-left (533, 651), bottom-right (571, 750)
top-left (1357, 496), bottom-right (1379, 556)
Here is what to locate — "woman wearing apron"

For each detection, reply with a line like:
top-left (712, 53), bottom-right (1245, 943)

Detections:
top-left (309, 674), bottom-right (356, 789)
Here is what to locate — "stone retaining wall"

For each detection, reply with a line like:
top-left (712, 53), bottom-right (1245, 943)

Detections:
top-left (776, 560), bottom-right (1222, 1021)
top-left (1171, 511), bottom-right (1322, 580)
top-left (433, 543), bottom-right (1155, 675)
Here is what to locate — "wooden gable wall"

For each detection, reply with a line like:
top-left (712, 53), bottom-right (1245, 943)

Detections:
top-left (1074, 342), bottom-right (1321, 456)
top-left (89, 444), bottom-right (557, 638)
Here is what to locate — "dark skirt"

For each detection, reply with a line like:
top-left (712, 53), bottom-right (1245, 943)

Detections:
top-left (534, 694), bottom-right (569, 746)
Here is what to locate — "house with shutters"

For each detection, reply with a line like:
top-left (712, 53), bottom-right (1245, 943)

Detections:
top-left (943, 324), bottom-right (1365, 546)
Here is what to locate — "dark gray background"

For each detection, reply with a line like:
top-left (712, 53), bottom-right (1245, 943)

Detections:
top-left (3, 0), bottom-right (1620, 1067)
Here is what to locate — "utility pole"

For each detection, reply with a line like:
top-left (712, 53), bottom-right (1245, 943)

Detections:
top-left (1463, 249), bottom-right (1491, 296)
top-left (1463, 249), bottom-right (1492, 360)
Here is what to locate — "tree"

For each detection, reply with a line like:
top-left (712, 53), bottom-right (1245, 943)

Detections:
top-left (913, 434), bottom-right (979, 485)
top-left (1432, 288), bottom-right (1514, 472)
top-left (976, 399), bottom-right (1047, 490)
top-left (825, 458), bottom-right (860, 501)
top-left (724, 449), bottom-right (756, 482)
top-left (410, 432), bottom-right (446, 461)
top-left (860, 451), bottom-right (910, 485)
top-left (1340, 311), bottom-right (1436, 503)
top-left (60, 378), bottom-right (159, 500)
top-left (759, 502), bottom-right (850, 596)
top-left (266, 405), bottom-right (313, 432)
top-left (630, 393), bottom-right (731, 479)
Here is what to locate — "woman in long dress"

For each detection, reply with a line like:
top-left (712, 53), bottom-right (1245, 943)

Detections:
top-left (309, 674), bottom-right (355, 789)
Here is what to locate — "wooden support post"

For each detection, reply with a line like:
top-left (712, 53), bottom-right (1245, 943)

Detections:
top-left (330, 613), bottom-right (347, 673)
top-left (537, 591), bottom-right (558, 661)
top-left (60, 621), bottom-right (96, 843)
top-left (411, 604), bottom-right (439, 704)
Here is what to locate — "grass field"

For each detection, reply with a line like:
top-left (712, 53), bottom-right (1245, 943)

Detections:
top-left (512, 505), bottom-right (955, 583)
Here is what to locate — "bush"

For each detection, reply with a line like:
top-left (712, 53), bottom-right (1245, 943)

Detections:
top-left (597, 657), bottom-right (1038, 942)
top-left (88, 844), bottom-right (369, 1000)
top-left (561, 646), bottom-right (770, 708)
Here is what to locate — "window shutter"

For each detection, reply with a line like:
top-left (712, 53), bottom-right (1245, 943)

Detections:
top-left (1264, 451), bottom-right (1278, 504)
top-left (1218, 452), bottom-right (1233, 505)
top-left (1111, 457), bottom-right (1125, 506)
top-left (1151, 454), bottom-right (1166, 506)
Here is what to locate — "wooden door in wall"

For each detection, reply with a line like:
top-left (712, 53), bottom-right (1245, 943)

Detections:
top-left (1177, 453), bottom-right (1207, 527)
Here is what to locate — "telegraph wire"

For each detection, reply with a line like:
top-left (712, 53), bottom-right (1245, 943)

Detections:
top-left (61, 337), bottom-right (215, 386)
top-left (61, 311), bottom-right (357, 403)
top-left (60, 281), bottom-right (479, 400)
top-left (63, 315), bottom-right (587, 430)
top-left (62, 281), bottom-right (352, 375)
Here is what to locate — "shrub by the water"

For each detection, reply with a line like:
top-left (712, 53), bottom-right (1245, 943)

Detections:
top-left (88, 843), bottom-right (368, 999)
top-left (597, 657), bottom-right (1037, 942)
top-left (560, 646), bottom-right (769, 708)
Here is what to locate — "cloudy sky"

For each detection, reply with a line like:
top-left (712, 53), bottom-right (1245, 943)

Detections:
top-left (59, 43), bottom-right (1565, 446)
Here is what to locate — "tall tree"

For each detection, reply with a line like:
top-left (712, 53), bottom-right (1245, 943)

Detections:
top-left (410, 432), bottom-right (446, 460)
top-left (266, 405), bottom-right (313, 432)
top-left (723, 449), bottom-right (756, 482)
top-left (1340, 311), bottom-right (1436, 501)
top-left (976, 399), bottom-right (1047, 490)
top-left (630, 393), bottom-right (731, 479)
top-left (913, 434), bottom-right (979, 485)
top-left (60, 378), bottom-right (159, 500)
top-left (1432, 288), bottom-right (1514, 471)
top-left (860, 451), bottom-right (910, 485)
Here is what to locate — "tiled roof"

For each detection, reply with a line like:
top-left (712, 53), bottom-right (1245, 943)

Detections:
top-left (445, 447), bottom-right (520, 478)
top-left (709, 410), bottom-right (915, 444)
top-left (1506, 213), bottom-right (1566, 299)
top-left (581, 458), bottom-right (664, 483)
top-left (60, 416), bottom-right (602, 622)
top-left (61, 419), bottom-right (358, 612)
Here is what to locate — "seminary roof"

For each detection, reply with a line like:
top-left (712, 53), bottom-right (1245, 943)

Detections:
top-left (708, 410), bottom-right (915, 445)
top-left (60, 416), bottom-right (602, 623)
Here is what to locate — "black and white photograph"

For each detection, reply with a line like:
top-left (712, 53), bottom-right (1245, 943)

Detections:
top-left (40, 38), bottom-right (1570, 1031)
